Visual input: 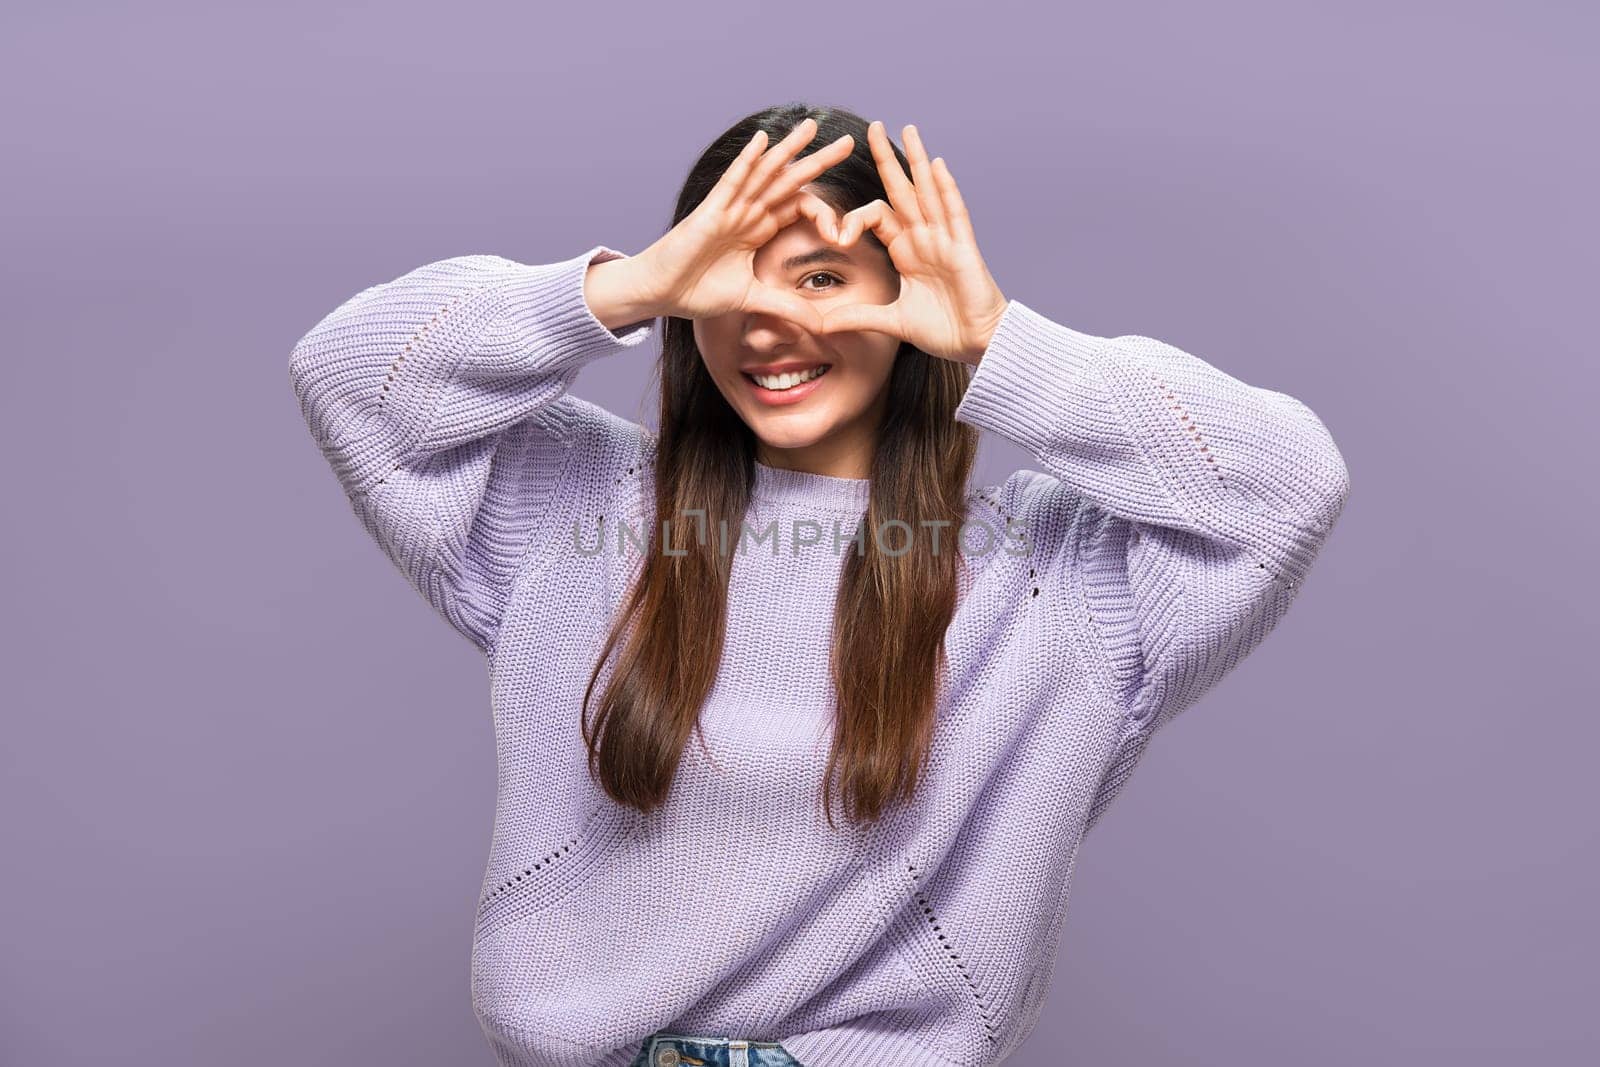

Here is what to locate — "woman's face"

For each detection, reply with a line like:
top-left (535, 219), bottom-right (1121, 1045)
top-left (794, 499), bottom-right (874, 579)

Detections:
top-left (693, 183), bottom-right (902, 474)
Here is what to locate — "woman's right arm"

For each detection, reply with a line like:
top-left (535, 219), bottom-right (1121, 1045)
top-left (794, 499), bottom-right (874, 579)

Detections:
top-left (287, 244), bottom-right (656, 655)
top-left (285, 122), bottom-right (855, 655)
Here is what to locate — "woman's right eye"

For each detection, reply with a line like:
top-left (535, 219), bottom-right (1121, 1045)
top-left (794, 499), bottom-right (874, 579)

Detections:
top-left (801, 272), bottom-right (844, 292)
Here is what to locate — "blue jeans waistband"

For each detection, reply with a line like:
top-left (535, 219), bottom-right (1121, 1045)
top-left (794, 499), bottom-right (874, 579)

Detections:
top-left (632, 1030), bottom-right (803, 1067)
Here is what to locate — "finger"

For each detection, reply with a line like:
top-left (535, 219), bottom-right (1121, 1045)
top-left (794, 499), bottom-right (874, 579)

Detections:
top-left (900, 124), bottom-right (946, 230)
top-left (705, 128), bottom-right (769, 210)
top-left (785, 190), bottom-right (843, 243)
top-left (761, 133), bottom-right (854, 209)
top-left (743, 281), bottom-right (824, 333)
top-left (930, 157), bottom-right (976, 246)
top-left (867, 120), bottom-right (924, 226)
top-left (818, 299), bottom-right (903, 339)
top-left (742, 117), bottom-right (820, 201)
top-left (837, 199), bottom-right (904, 250)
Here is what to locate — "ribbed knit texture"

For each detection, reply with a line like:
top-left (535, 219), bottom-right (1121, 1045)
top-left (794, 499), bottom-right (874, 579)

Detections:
top-left (288, 244), bottom-right (1350, 1067)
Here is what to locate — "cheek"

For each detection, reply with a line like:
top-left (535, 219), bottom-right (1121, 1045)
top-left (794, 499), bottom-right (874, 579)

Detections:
top-left (693, 320), bottom-right (737, 371)
top-left (827, 332), bottom-right (900, 381)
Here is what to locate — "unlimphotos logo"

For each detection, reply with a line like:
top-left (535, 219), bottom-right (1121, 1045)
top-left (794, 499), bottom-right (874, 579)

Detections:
top-left (570, 510), bottom-right (1031, 559)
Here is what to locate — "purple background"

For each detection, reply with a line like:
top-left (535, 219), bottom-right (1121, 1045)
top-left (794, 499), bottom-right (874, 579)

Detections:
top-left (4, 1), bottom-right (1595, 1063)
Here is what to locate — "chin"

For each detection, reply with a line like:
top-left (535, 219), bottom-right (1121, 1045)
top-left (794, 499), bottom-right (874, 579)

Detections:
top-left (740, 408), bottom-right (845, 451)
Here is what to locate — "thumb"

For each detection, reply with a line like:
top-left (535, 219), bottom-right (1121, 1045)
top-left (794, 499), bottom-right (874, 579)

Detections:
top-left (742, 282), bottom-right (824, 333)
top-left (818, 299), bottom-right (902, 338)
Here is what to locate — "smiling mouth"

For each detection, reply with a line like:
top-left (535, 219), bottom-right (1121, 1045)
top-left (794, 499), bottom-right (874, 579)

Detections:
top-left (742, 364), bottom-right (832, 391)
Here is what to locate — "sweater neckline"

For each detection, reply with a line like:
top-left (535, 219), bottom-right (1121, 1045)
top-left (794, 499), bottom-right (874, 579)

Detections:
top-left (751, 459), bottom-right (872, 511)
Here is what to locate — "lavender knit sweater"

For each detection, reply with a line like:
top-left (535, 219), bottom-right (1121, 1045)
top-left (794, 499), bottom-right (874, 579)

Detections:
top-left (288, 243), bottom-right (1349, 1066)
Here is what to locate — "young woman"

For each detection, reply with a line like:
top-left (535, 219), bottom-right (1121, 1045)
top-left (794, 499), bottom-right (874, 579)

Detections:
top-left (288, 103), bottom-right (1350, 1067)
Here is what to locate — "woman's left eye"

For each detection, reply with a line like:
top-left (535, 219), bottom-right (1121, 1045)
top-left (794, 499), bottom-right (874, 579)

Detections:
top-left (800, 272), bottom-right (844, 292)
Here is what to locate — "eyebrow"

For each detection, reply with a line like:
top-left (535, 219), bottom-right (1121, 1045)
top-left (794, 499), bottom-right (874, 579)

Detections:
top-left (780, 247), bottom-right (856, 272)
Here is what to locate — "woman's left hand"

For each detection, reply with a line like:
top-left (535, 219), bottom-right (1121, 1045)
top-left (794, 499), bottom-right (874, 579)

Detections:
top-left (815, 121), bottom-right (1009, 366)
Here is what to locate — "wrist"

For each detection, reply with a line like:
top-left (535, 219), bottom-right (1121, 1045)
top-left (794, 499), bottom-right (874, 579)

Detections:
top-left (584, 254), bottom-right (662, 333)
top-left (963, 295), bottom-right (1010, 365)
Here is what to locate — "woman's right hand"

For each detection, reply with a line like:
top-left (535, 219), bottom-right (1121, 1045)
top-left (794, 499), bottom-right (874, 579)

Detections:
top-left (626, 119), bottom-right (854, 330)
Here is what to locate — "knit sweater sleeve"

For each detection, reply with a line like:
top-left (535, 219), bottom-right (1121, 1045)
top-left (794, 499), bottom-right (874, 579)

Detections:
top-left (287, 244), bottom-right (655, 654)
top-left (953, 299), bottom-right (1350, 732)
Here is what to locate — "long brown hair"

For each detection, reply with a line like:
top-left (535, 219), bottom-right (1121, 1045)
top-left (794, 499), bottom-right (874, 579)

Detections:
top-left (580, 102), bottom-right (978, 829)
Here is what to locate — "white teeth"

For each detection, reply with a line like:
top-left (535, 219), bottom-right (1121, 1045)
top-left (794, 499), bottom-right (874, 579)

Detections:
top-left (751, 365), bottom-right (828, 391)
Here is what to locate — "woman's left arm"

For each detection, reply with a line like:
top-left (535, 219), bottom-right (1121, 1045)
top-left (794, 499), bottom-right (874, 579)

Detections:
top-left (817, 120), bottom-right (1351, 732)
top-left (952, 300), bottom-right (1350, 731)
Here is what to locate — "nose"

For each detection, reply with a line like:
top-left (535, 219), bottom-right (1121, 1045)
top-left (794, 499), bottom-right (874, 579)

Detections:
top-left (739, 309), bottom-right (808, 351)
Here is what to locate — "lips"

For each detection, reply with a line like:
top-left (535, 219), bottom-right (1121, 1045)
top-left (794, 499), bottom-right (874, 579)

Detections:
top-left (742, 362), bottom-right (833, 405)
top-left (739, 359), bottom-right (830, 377)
